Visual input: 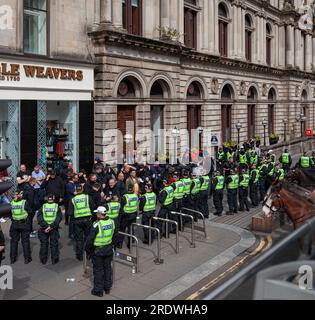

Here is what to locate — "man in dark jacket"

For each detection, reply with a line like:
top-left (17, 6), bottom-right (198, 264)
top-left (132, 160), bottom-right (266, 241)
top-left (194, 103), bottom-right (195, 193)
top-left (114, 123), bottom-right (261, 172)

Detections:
top-left (0, 226), bottom-right (5, 266)
top-left (41, 169), bottom-right (65, 203)
top-left (23, 178), bottom-right (37, 237)
top-left (84, 174), bottom-right (103, 209)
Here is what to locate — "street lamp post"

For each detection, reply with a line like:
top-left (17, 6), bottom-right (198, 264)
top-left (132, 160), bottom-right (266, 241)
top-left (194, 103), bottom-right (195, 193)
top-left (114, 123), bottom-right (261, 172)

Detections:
top-left (282, 118), bottom-right (288, 142)
top-left (235, 121), bottom-right (242, 148)
top-left (296, 113), bottom-right (306, 137)
top-left (262, 119), bottom-right (268, 146)
top-left (197, 126), bottom-right (204, 153)
top-left (171, 127), bottom-right (180, 165)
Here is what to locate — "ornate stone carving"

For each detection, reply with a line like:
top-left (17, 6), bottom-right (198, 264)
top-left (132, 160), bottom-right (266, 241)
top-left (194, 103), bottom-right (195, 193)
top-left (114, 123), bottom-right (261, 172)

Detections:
top-left (240, 81), bottom-right (247, 96)
top-left (210, 78), bottom-right (220, 94)
top-left (262, 84), bottom-right (268, 96)
top-left (295, 85), bottom-right (301, 97)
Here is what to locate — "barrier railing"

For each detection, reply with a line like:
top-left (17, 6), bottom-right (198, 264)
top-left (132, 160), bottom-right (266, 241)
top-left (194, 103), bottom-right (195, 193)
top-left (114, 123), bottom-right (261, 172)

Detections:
top-left (116, 232), bottom-right (140, 273)
top-left (170, 211), bottom-right (196, 248)
top-left (132, 223), bottom-right (164, 265)
top-left (182, 207), bottom-right (207, 239)
top-left (150, 217), bottom-right (179, 254)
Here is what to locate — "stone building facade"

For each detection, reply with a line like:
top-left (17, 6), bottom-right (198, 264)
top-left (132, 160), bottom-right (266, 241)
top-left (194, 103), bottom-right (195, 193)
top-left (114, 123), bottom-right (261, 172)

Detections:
top-left (90, 0), bottom-right (315, 163)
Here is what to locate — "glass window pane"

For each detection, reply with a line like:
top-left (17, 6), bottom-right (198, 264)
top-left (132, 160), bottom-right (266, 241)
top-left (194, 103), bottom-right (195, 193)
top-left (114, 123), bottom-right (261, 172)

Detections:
top-left (131, 0), bottom-right (138, 7)
top-left (24, 0), bottom-right (47, 11)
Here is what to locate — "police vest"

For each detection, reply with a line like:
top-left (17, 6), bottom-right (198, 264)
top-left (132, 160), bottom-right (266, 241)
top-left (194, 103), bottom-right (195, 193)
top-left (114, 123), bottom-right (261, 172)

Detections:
top-left (281, 153), bottom-right (290, 164)
top-left (301, 156), bottom-right (310, 168)
top-left (200, 176), bottom-right (210, 191)
top-left (182, 178), bottom-right (192, 195)
top-left (250, 155), bottom-right (258, 165)
top-left (250, 170), bottom-right (259, 184)
top-left (143, 193), bottom-right (157, 212)
top-left (228, 175), bottom-right (239, 190)
top-left (107, 202), bottom-right (121, 220)
top-left (161, 186), bottom-right (174, 206)
top-left (215, 176), bottom-right (225, 190)
top-left (93, 219), bottom-right (115, 247)
top-left (270, 154), bottom-right (277, 164)
top-left (268, 165), bottom-right (275, 177)
top-left (227, 152), bottom-right (235, 161)
top-left (72, 194), bottom-right (92, 219)
top-left (11, 200), bottom-right (28, 221)
top-left (239, 154), bottom-right (247, 164)
top-left (191, 179), bottom-right (201, 195)
top-left (278, 169), bottom-right (285, 181)
top-left (123, 194), bottom-right (138, 214)
top-left (42, 203), bottom-right (58, 225)
top-left (173, 181), bottom-right (184, 200)
top-left (217, 152), bottom-right (225, 160)
top-left (240, 174), bottom-right (250, 188)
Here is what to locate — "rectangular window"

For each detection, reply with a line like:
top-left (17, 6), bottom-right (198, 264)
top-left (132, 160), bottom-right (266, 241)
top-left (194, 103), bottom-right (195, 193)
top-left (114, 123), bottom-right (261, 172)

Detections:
top-left (219, 21), bottom-right (228, 57)
top-left (245, 31), bottom-right (252, 61)
top-left (184, 8), bottom-right (197, 49)
top-left (24, 0), bottom-right (47, 55)
top-left (122, 0), bottom-right (142, 36)
top-left (268, 104), bottom-right (274, 134)
top-left (266, 38), bottom-right (271, 66)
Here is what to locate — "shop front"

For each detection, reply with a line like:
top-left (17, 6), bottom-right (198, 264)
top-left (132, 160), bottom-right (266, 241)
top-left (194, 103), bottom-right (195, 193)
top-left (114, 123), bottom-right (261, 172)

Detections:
top-left (0, 57), bottom-right (94, 183)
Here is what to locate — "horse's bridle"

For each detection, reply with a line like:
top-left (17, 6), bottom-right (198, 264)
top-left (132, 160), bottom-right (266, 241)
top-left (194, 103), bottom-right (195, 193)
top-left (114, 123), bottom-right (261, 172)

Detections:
top-left (262, 189), bottom-right (283, 214)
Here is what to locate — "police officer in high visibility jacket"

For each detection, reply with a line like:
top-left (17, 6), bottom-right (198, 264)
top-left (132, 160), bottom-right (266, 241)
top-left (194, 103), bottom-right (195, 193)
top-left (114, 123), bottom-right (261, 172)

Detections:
top-left (275, 163), bottom-right (285, 182)
top-left (10, 191), bottom-right (33, 264)
top-left (37, 194), bottom-right (62, 265)
top-left (279, 149), bottom-right (292, 173)
top-left (299, 152), bottom-right (311, 169)
top-left (190, 172), bottom-right (201, 221)
top-left (266, 159), bottom-right (276, 191)
top-left (216, 148), bottom-right (226, 173)
top-left (199, 171), bottom-right (210, 218)
top-left (237, 147), bottom-right (249, 171)
top-left (139, 184), bottom-right (157, 244)
top-left (238, 169), bottom-right (250, 212)
top-left (117, 185), bottom-right (138, 249)
top-left (226, 170), bottom-right (239, 215)
top-left (249, 165), bottom-right (259, 207)
top-left (258, 159), bottom-right (269, 202)
top-left (311, 151), bottom-right (315, 168)
top-left (85, 206), bottom-right (115, 298)
top-left (157, 179), bottom-right (174, 237)
top-left (172, 174), bottom-right (184, 213)
top-left (212, 171), bottom-right (225, 216)
top-left (68, 185), bottom-right (94, 261)
top-left (105, 196), bottom-right (121, 249)
top-left (182, 171), bottom-right (192, 210)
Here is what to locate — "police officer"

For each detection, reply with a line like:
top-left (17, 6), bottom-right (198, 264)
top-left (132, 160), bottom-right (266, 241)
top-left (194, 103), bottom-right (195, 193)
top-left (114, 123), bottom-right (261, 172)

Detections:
top-left (157, 179), bottom-right (174, 237)
top-left (37, 194), bottom-right (62, 265)
top-left (226, 169), bottom-right (239, 215)
top-left (275, 163), bottom-right (285, 182)
top-left (212, 171), bottom-right (225, 216)
top-left (182, 171), bottom-right (192, 210)
top-left (226, 148), bottom-right (235, 162)
top-left (216, 148), bottom-right (226, 173)
top-left (85, 206), bottom-right (115, 298)
top-left (237, 147), bottom-right (249, 171)
top-left (104, 196), bottom-right (121, 249)
top-left (68, 185), bottom-right (94, 261)
top-left (139, 184), bottom-right (157, 244)
top-left (266, 159), bottom-right (276, 191)
top-left (190, 172), bottom-right (201, 221)
top-left (299, 152), bottom-right (311, 169)
top-left (199, 170), bottom-right (210, 218)
top-left (249, 165), bottom-right (259, 208)
top-left (311, 151), bottom-right (315, 168)
top-left (279, 149), bottom-right (292, 173)
top-left (10, 191), bottom-right (32, 264)
top-left (239, 169), bottom-right (250, 212)
top-left (117, 185), bottom-right (138, 249)
top-left (267, 150), bottom-right (277, 164)
top-left (258, 159), bottom-right (268, 202)
top-left (0, 226), bottom-right (5, 266)
top-left (172, 174), bottom-right (184, 213)
top-left (249, 150), bottom-right (259, 167)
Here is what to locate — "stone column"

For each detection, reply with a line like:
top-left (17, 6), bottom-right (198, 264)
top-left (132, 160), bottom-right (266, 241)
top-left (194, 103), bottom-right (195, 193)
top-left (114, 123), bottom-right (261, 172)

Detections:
top-left (100, 0), bottom-right (112, 23)
top-left (312, 36), bottom-right (315, 71)
top-left (161, 0), bottom-right (170, 29)
top-left (240, 6), bottom-right (245, 60)
top-left (112, 0), bottom-right (123, 28)
top-left (232, 4), bottom-right (240, 59)
top-left (274, 24), bottom-right (279, 67)
top-left (278, 24), bottom-right (285, 67)
top-left (94, 0), bottom-right (101, 24)
top-left (256, 15), bottom-right (262, 63)
top-left (170, 0), bottom-right (178, 30)
top-left (286, 25), bottom-right (294, 67)
top-left (261, 16), bottom-right (266, 64)
top-left (178, 0), bottom-right (184, 44)
top-left (305, 33), bottom-right (312, 72)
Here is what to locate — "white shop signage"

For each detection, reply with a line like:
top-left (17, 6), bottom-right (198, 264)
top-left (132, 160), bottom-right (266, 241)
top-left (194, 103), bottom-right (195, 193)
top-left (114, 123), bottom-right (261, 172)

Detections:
top-left (0, 58), bottom-right (94, 100)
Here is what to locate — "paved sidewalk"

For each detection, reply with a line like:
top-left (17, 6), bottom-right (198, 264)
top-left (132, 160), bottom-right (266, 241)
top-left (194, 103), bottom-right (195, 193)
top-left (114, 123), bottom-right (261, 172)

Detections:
top-left (0, 217), bottom-right (255, 300)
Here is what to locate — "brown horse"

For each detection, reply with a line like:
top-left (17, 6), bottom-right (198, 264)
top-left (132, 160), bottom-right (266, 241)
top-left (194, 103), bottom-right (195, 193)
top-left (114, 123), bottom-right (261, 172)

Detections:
top-left (263, 182), bottom-right (315, 229)
top-left (286, 168), bottom-right (315, 191)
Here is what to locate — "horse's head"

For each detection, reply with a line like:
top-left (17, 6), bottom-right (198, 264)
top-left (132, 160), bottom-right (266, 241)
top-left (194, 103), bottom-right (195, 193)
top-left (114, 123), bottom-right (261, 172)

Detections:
top-left (262, 183), bottom-right (284, 216)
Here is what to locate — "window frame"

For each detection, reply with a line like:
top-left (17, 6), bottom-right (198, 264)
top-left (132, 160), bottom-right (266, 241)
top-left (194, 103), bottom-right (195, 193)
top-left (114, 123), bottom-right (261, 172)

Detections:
top-left (266, 23), bottom-right (273, 66)
top-left (23, 0), bottom-right (49, 57)
top-left (218, 4), bottom-right (229, 57)
top-left (245, 14), bottom-right (253, 62)
top-left (184, 5), bottom-right (198, 49)
top-left (122, 0), bottom-right (143, 36)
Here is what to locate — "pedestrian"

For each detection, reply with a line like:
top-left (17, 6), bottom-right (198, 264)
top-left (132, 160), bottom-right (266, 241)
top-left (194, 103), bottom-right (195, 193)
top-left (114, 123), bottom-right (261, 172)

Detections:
top-left (249, 165), bottom-right (259, 207)
top-left (10, 191), bottom-right (32, 264)
top-left (78, 169), bottom-right (87, 185)
top-left (226, 169), bottom-right (239, 215)
top-left (212, 171), bottom-right (225, 216)
top-left (68, 185), bottom-right (94, 261)
top-left (37, 194), bottom-right (62, 265)
top-left (85, 206), bottom-right (115, 298)
top-left (236, 147), bottom-right (249, 171)
top-left (258, 159), bottom-right (268, 202)
top-left (31, 165), bottom-right (46, 209)
top-left (0, 226), bottom-right (5, 266)
top-left (116, 172), bottom-right (126, 196)
top-left (238, 169), bottom-right (250, 212)
top-left (116, 185), bottom-right (138, 249)
top-left (199, 170), bottom-right (210, 218)
top-left (41, 169), bottom-right (65, 204)
top-left (139, 184), bottom-right (157, 244)
top-left (16, 164), bottom-right (31, 193)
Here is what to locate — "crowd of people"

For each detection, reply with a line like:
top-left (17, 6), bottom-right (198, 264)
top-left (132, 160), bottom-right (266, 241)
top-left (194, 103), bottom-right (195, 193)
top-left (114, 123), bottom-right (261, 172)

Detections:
top-left (0, 140), bottom-right (315, 297)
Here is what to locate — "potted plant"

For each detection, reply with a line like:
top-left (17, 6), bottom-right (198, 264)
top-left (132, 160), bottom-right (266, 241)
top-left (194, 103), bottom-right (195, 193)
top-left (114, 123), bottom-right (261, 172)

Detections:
top-left (269, 133), bottom-right (279, 145)
top-left (157, 26), bottom-right (182, 42)
top-left (223, 141), bottom-right (230, 152)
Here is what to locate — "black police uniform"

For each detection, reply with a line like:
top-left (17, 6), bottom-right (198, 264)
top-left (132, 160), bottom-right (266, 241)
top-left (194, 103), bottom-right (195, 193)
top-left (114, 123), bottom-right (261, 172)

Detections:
top-left (238, 174), bottom-right (250, 212)
top-left (249, 170), bottom-right (259, 207)
top-left (157, 187), bottom-right (175, 237)
top-left (139, 193), bottom-right (157, 243)
top-left (37, 203), bottom-right (62, 264)
top-left (212, 176), bottom-right (224, 215)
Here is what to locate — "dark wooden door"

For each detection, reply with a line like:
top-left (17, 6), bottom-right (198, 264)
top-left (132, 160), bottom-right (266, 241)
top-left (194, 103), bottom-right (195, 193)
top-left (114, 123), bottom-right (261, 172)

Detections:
top-left (247, 105), bottom-right (256, 139)
top-left (268, 104), bottom-right (274, 134)
top-left (187, 105), bottom-right (201, 149)
top-left (221, 105), bottom-right (232, 142)
top-left (184, 8), bottom-right (197, 49)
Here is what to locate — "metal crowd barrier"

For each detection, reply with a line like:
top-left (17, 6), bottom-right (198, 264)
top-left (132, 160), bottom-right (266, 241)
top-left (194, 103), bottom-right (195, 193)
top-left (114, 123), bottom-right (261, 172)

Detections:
top-left (170, 211), bottom-right (196, 248)
top-left (150, 217), bottom-right (179, 254)
top-left (182, 207), bottom-right (207, 239)
top-left (116, 232), bottom-right (140, 273)
top-left (132, 223), bottom-right (164, 265)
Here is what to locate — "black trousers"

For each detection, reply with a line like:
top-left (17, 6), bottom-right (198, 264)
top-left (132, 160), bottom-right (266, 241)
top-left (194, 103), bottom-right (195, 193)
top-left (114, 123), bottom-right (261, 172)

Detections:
top-left (74, 218), bottom-right (92, 258)
top-left (0, 251), bottom-right (3, 266)
top-left (92, 249), bottom-right (113, 293)
top-left (157, 204), bottom-right (174, 236)
top-left (142, 211), bottom-right (156, 242)
top-left (250, 183), bottom-right (259, 207)
top-left (227, 189), bottom-right (238, 213)
top-left (259, 180), bottom-right (266, 202)
top-left (10, 220), bottom-right (31, 260)
top-left (239, 187), bottom-right (250, 211)
top-left (38, 228), bottom-right (60, 262)
top-left (199, 190), bottom-right (209, 218)
top-left (117, 214), bottom-right (137, 248)
top-left (190, 194), bottom-right (201, 221)
top-left (213, 190), bottom-right (224, 214)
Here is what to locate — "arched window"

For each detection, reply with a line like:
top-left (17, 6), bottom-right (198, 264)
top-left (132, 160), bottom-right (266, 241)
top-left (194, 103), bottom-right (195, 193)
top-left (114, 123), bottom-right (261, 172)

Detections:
top-left (245, 14), bottom-right (253, 62)
top-left (266, 23), bottom-right (272, 66)
top-left (122, 0), bottom-right (142, 36)
top-left (221, 84), bottom-right (234, 142)
top-left (218, 3), bottom-right (229, 57)
top-left (247, 86), bottom-right (257, 139)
